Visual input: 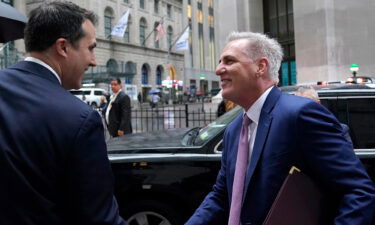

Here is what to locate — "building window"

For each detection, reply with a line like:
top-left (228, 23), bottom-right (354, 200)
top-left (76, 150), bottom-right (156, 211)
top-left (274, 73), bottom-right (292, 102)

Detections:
top-left (167, 26), bottom-right (173, 49)
top-left (141, 64), bottom-right (149, 84)
top-left (139, 18), bottom-right (147, 46)
top-left (154, 0), bottom-right (159, 13)
top-left (198, 1), bottom-right (204, 68)
top-left (209, 4), bottom-right (215, 70)
top-left (104, 8), bottom-right (114, 38)
top-left (264, 0), bottom-right (295, 86)
top-left (125, 76), bottom-right (133, 84)
top-left (167, 4), bottom-right (172, 18)
top-left (156, 66), bottom-right (162, 85)
top-left (140, 0), bottom-right (145, 9)
top-left (198, 23), bottom-right (204, 69)
top-left (123, 0), bottom-right (129, 3)
top-left (197, 9), bottom-right (203, 23)
top-left (209, 27), bottom-right (215, 70)
top-left (123, 15), bottom-right (131, 42)
top-left (187, 4), bottom-right (192, 19)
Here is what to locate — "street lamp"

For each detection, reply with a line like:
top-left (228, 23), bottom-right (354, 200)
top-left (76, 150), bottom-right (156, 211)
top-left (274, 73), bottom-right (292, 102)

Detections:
top-left (350, 64), bottom-right (359, 78)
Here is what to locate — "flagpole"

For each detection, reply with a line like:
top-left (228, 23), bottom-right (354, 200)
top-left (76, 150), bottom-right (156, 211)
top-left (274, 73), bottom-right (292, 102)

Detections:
top-left (143, 16), bottom-right (164, 46)
top-left (165, 23), bottom-right (190, 104)
top-left (142, 29), bottom-right (155, 46)
top-left (168, 24), bottom-right (190, 51)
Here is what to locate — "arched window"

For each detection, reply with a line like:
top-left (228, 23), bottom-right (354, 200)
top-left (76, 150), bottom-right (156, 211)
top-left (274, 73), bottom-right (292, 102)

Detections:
top-left (104, 7), bottom-right (114, 38)
top-left (106, 59), bottom-right (118, 74)
top-left (140, 0), bottom-right (145, 9)
top-left (125, 61), bottom-right (136, 84)
top-left (154, 0), bottom-right (159, 13)
top-left (139, 18), bottom-right (147, 46)
top-left (156, 66), bottom-right (163, 85)
top-left (167, 26), bottom-right (173, 49)
top-left (141, 64), bottom-right (149, 84)
top-left (124, 14), bottom-right (131, 43)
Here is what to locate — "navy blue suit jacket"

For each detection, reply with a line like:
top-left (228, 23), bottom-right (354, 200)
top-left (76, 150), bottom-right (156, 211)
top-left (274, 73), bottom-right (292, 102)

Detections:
top-left (186, 86), bottom-right (375, 225)
top-left (0, 61), bottom-right (127, 225)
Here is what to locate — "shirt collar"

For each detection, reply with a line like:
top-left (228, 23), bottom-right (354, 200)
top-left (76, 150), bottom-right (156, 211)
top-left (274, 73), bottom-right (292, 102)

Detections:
top-left (25, 56), bottom-right (62, 85)
top-left (245, 86), bottom-right (274, 125)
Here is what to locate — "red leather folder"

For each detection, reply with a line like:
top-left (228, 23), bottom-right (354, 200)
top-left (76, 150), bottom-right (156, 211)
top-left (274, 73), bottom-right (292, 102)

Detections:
top-left (263, 167), bottom-right (323, 225)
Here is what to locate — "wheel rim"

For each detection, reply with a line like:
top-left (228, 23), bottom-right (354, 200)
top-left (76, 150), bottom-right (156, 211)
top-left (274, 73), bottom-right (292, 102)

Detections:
top-left (127, 211), bottom-right (172, 225)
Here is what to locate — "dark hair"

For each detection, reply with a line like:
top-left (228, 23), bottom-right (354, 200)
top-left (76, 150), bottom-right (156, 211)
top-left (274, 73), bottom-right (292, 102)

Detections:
top-left (111, 77), bottom-right (122, 85)
top-left (24, 0), bottom-right (97, 52)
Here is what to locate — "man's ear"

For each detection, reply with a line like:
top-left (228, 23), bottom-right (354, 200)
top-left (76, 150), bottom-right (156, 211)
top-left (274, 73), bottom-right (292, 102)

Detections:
top-left (257, 57), bottom-right (269, 75)
top-left (55, 38), bottom-right (68, 57)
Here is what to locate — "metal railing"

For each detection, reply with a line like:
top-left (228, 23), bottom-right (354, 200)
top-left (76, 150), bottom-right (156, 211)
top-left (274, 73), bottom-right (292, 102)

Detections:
top-left (131, 104), bottom-right (217, 133)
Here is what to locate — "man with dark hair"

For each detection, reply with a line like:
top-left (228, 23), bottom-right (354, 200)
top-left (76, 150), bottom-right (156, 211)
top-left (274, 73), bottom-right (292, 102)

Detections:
top-left (105, 77), bottom-right (132, 137)
top-left (0, 1), bottom-right (127, 224)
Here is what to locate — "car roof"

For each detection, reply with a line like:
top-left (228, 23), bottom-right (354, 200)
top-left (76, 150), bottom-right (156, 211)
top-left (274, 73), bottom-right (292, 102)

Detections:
top-left (280, 83), bottom-right (375, 93)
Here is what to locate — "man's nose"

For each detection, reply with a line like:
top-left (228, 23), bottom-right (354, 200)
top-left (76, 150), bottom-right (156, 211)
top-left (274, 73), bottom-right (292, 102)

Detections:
top-left (216, 64), bottom-right (225, 76)
top-left (90, 55), bottom-right (97, 67)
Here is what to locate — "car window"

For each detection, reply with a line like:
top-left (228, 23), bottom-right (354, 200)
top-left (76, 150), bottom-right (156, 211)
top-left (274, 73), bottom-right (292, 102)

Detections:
top-left (94, 90), bottom-right (103, 95)
top-left (193, 106), bottom-right (242, 146)
top-left (83, 90), bottom-right (90, 95)
top-left (321, 96), bottom-right (375, 149)
top-left (69, 90), bottom-right (82, 95)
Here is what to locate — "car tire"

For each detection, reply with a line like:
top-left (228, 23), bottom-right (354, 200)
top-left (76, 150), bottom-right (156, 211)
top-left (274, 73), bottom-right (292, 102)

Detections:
top-left (123, 200), bottom-right (183, 225)
top-left (91, 102), bottom-right (97, 108)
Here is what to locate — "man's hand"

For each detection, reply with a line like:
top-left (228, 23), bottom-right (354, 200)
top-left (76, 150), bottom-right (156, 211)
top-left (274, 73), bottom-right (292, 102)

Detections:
top-left (117, 130), bottom-right (124, 136)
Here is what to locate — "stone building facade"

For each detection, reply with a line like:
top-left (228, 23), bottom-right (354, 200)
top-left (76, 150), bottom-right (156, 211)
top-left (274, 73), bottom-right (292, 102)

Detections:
top-left (217, 0), bottom-right (375, 85)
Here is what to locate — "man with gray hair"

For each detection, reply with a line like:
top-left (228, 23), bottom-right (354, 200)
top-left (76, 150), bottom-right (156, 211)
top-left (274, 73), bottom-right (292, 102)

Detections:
top-left (185, 32), bottom-right (375, 225)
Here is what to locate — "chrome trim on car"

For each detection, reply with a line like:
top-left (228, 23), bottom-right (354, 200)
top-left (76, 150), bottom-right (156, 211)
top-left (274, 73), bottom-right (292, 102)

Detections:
top-left (108, 153), bottom-right (222, 163)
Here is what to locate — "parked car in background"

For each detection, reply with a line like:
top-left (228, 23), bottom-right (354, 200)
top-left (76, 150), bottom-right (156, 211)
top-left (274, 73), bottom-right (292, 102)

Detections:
top-left (69, 88), bottom-right (106, 108)
top-left (108, 83), bottom-right (375, 225)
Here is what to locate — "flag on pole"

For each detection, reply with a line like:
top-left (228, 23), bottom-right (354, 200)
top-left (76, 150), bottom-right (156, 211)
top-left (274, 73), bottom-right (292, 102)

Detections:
top-left (175, 27), bottom-right (189, 51)
top-left (155, 19), bottom-right (165, 41)
top-left (111, 9), bottom-right (130, 37)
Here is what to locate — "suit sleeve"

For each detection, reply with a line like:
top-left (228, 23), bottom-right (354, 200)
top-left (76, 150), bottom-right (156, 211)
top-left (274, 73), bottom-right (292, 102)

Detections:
top-left (185, 129), bottom-right (230, 225)
top-left (119, 95), bottom-right (132, 134)
top-left (69, 110), bottom-right (127, 225)
top-left (297, 102), bottom-right (375, 225)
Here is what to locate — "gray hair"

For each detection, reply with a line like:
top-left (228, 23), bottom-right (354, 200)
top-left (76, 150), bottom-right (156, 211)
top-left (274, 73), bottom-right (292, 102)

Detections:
top-left (295, 86), bottom-right (319, 101)
top-left (227, 32), bottom-right (283, 84)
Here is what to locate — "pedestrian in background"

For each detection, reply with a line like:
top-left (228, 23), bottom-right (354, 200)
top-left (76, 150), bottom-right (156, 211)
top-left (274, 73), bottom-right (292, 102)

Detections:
top-left (104, 77), bottom-right (132, 137)
top-left (150, 93), bottom-right (160, 108)
top-left (185, 31), bottom-right (375, 225)
top-left (0, 1), bottom-right (127, 224)
top-left (294, 85), bottom-right (353, 145)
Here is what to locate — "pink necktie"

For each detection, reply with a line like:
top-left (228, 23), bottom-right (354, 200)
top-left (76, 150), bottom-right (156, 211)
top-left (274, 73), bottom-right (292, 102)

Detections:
top-left (228, 115), bottom-right (251, 225)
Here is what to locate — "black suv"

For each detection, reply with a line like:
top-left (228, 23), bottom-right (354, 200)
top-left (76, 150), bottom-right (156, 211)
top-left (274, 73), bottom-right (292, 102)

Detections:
top-left (108, 83), bottom-right (375, 225)
top-left (281, 83), bottom-right (375, 149)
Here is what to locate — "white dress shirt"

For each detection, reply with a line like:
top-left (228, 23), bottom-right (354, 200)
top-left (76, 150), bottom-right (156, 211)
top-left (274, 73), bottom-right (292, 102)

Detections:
top-left (105, 89), bottom-right (122, 124)
top-left (244, 86), bottom-right (274, 162)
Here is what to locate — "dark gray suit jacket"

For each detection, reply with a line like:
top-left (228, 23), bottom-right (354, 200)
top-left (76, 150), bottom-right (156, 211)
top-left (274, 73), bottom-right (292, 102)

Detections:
top-left (0, 61), bottom-right (127, 225)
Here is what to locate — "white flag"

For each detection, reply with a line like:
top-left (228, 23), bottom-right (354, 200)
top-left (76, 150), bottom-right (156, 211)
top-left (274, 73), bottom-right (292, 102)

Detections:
top-left (111, 9), bottom-right (130, 37)
top-left (175, 27), bottom-right (189, 51)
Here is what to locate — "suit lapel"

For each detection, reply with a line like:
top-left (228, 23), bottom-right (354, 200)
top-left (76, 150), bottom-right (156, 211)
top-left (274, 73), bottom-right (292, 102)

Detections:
top-left (243, 87), bottom-right (281, 194)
